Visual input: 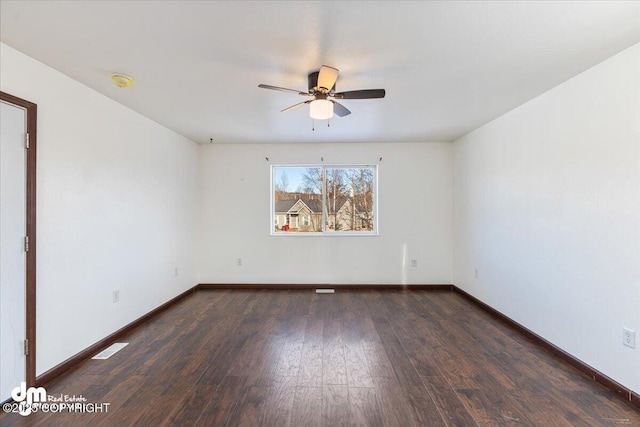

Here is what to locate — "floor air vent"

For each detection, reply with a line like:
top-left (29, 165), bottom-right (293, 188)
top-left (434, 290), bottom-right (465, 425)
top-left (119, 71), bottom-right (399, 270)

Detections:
top-left (91, 342), bottom-right (129, 360)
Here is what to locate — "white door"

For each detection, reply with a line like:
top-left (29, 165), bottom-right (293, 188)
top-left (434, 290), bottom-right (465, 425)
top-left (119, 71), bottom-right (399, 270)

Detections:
top-left (0, 100), bottom-right (27, 402)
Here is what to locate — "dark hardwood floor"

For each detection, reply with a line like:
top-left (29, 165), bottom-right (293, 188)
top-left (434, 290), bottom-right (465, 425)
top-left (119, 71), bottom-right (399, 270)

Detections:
top-left (1, 289), bottom-right (638, 426)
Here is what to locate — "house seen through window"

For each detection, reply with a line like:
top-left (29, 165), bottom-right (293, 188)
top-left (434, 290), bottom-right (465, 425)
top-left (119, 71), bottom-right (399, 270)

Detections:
top-left (272, 165), bottom-right (377, 235)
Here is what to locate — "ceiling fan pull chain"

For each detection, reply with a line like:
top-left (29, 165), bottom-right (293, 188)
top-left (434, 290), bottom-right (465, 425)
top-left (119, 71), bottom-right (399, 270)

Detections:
top-left (328, 118), bottom-right (330, 128)
top-left (312, 118), bottom-right (315, 131)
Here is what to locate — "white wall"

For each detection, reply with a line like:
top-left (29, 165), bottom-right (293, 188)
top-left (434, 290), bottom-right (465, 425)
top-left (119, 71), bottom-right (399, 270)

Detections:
top-left (0, 43), bottom-right (199, 376)
top-left (198, 142), bottom-right (453, 284)
top-left (453, 43), bottom-right (640, 393)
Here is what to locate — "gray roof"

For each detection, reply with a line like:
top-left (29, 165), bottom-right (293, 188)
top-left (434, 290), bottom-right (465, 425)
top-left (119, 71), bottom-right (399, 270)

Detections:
top-left (275, 198), bottom-right (324, 214)
top-left (274, 199), bottom-right (299, 213)
top-left (276, 196), bottom-right (371, 215)
top-left (327, 196), bottom-right (349, 214)
top-left (304, 199), bottom-right (322, 213)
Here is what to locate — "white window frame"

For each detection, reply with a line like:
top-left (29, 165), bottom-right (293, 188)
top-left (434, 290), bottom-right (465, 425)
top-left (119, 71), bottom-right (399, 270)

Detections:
top-left (270, 164), bottom-right (379, 236)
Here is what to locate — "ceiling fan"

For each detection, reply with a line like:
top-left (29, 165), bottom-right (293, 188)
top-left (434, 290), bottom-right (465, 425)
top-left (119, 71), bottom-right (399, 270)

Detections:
top-left (258, 65), bottom-right (385, 120)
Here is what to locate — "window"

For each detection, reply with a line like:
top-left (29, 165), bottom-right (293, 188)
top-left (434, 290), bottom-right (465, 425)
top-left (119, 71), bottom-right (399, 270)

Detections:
top-left (271, 165), bottom-right (377, 235)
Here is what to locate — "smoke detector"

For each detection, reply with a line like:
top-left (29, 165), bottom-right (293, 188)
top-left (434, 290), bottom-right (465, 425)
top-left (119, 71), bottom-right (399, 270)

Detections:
top-left (111, 74), bottom-right (135, 88)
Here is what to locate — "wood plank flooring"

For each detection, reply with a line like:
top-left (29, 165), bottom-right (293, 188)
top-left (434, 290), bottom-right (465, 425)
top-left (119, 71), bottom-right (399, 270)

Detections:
top-left (1, 289), bottom-right (638, 426)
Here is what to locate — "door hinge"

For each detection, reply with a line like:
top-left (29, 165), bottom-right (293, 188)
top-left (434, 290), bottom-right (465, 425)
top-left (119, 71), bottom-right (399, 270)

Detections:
top-left (25, 133), bottom-right (30, 149)
top-left (24, 339), bottom-right (29, 356)
top-left (24, 236), bottom-right (29, 252)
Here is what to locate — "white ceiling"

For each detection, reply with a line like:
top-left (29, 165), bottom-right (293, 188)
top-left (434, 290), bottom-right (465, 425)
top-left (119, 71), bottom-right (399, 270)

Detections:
top-left (1, 1), bottom-right (639, 144)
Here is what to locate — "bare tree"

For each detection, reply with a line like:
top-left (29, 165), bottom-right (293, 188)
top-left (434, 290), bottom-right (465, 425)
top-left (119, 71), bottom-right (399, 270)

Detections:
top-left (298, 168), bottom-right (323, 232)
top-left (276, 170), bottom-right (289, 192)
top-left (301, 168), bottom-right (322, 194)
top-left (345, 168), bottom-right (374, 230)
top-left (325, 168), bottom-right (347, 230)
top-left (274, 170), bottom-right (290, 201)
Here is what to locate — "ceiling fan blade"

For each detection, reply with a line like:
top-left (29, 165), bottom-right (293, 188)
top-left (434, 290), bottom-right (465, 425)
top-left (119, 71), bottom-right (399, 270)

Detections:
top-left (333, 89), bottom-right (386, 99)
top-left (331, 101), bottom-right (351, 117)
top-left (259, 84), bottom-right (313, 97)
top-left (317, 65), bottom-right (339, 91)
top-left (281, 100), bottom-right (312, 113)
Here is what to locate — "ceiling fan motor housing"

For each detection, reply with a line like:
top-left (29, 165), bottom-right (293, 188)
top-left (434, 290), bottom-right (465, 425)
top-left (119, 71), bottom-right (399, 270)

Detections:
top-left (308, 71), bottom-right (335, 93)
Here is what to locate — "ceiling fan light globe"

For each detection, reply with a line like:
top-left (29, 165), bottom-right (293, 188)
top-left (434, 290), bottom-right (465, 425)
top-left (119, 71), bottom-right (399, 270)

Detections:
top-left (310, 99), bottom-right (333, 120)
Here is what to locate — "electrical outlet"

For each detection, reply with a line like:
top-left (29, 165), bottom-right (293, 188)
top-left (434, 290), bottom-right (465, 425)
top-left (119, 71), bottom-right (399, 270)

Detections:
top-left (623, 328), bottom-right (635, 348)
top-left (410, 259), bottom-right (418, 267)
top-left (174, 267), bottom-right (179, 277)
top-left (474, 269), bottom-right (479, 278)
top-left (237, 258), bottom-right (242, 266)
top-left (112, 289), bottom-right (120, 304)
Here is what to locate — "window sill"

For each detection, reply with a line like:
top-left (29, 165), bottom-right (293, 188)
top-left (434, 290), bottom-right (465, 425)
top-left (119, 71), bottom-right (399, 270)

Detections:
top-left (270, 231), bottom-right (379, 237)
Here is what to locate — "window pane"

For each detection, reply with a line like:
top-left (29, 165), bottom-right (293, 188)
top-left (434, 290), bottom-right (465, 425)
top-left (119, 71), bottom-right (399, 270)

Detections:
top-left (272, 165), bottom-right (376, 235)
top-left (273, 166), bottom-right (323, 233)
top-left (325, 167), bottom-right (375, 232)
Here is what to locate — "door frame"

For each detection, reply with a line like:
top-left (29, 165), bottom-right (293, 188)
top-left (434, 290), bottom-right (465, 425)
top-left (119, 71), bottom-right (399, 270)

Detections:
top-left (0, 91), bottom-right (36, 387)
